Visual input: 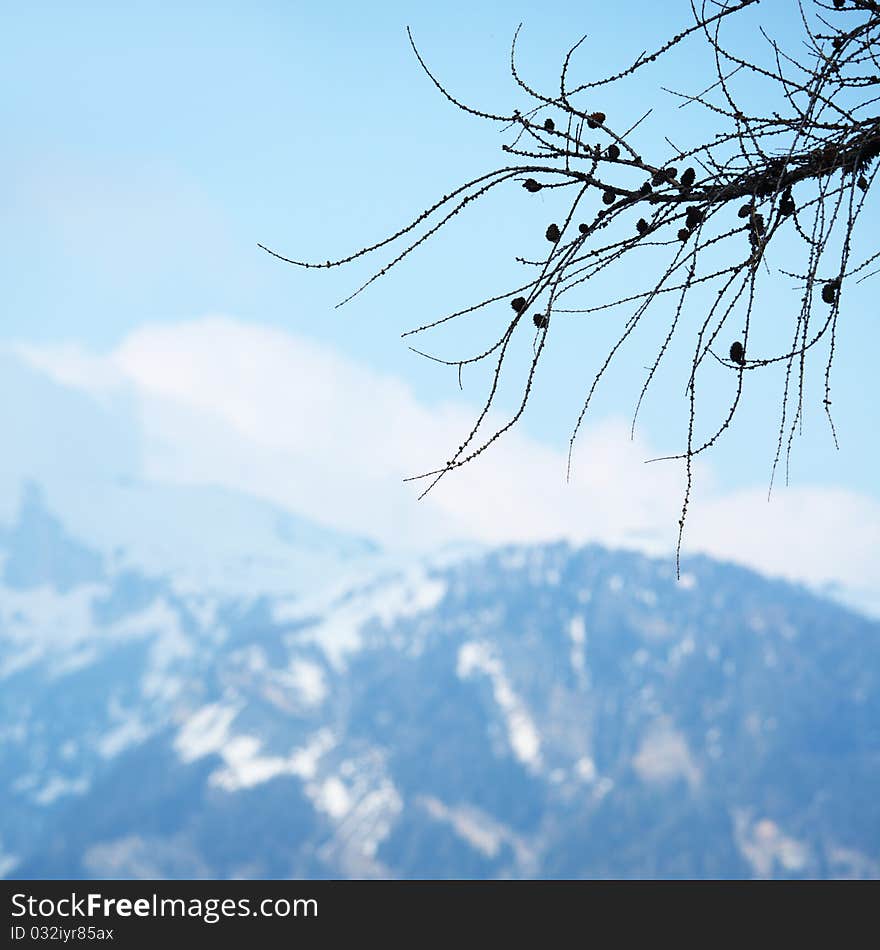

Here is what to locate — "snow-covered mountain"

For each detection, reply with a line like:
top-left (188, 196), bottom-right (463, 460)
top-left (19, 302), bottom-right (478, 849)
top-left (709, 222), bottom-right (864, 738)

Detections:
top-left (1, 346), bottom-right (878, 879)
top-left (0, 350), bottom-right (382, 596)
top-left (1, 490), bottom-right (878, 879)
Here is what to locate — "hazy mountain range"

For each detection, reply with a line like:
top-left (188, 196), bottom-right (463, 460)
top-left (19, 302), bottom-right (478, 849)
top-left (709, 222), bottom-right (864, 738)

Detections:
top-left (0, 481), bottom-right (877, 879)
top-left (0, 347), bottom-right (878, 879)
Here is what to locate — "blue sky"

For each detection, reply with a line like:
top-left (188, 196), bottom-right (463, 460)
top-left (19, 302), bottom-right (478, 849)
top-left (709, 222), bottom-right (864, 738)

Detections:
top-left (2, 0), bottom-right (878, 603)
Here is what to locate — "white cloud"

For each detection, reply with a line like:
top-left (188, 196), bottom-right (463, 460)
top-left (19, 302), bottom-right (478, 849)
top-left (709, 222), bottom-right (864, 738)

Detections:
top-left (14, 316), bottom-right (880, 608)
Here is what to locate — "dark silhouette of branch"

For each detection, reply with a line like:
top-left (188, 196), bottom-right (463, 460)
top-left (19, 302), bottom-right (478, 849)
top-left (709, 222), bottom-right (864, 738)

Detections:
top-left (261, 0), bottom-right (878, 574)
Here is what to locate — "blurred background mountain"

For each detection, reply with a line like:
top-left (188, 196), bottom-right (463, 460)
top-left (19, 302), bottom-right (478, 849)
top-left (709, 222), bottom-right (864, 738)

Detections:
top-left (1, 346), bottom-right (877, 879)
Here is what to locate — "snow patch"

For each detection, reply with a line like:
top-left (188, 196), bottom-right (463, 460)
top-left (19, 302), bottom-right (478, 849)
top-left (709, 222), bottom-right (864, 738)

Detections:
top-left (306, 750), bottom-right (404, 874)
top-left (632, 719), bottom-right (701, 790)
top-left (34, 774), bottom-right (89, 806)
top-left (311, 776), bottom-right (352, 819)
top-left (115, 598), bottom-right (193, 667)
top-left (209, 729), bottom-right (336, 792)
top-left (174, 703), bottom-right (239, 763)
top-left (457, 641), bottom-right (542, 771)
top-left (278, 569), bottom-right (446, 668)
top-left (568, 615), bottom-right (586, 675)
top-left (0, 846), bottom-right (19, 879)
top-left (0, 587), bottom-right (194, 685)
top-left (98, 716), bottom-right (151, 759)
top-left (420, 797), bottom-right (504, 859)
top-left (575, 757), bottom-right (597, 783)
top-left (0, 584), bottom-right (105, 676)
top-left (733, 811), bottom-right (811, 878)
top-left (281, 659), bottom-right (327, 707)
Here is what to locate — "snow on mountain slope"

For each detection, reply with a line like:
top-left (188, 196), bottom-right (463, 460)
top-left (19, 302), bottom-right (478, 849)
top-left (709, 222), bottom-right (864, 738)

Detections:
top-left (1, 338), bottom-right (878, 879)
top-left (1, 531), bottom-right (878, 880)
top-left (0, 350), bottom-right (380, 596)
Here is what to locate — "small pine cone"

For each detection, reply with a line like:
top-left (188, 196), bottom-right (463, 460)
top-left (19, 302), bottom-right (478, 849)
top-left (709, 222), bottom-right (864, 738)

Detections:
top-left (821, 281), bottom-right (839, 304)
top-left (738, 203), bottom-right (752, 218)
top-left (602, 189), bottom-right (616, 205)
top-left (533, 313), bottom-right (549, 329)
top-left (639, 182), bottom-right (653, 196)
top-left (606, 144), bottom-right (621, 160)
top-left (546, 223), bottom-right (561, 243)
top-left (636, 218), bottom-right (649, 235)
top-left (579, 223), bottom-right (589, 235)
top-left (729, 341), bottom-right (745, 365)
top-left (685, 207), bottom-right (703, 229)
top-left (586, 111), bottom-right (606, 129)
top-left (680, 167), bottom-right (696, 188)
top-left (523, 178), bottom-right (542, 193)
top-left (677, 227), bottom-right (690, 242)
top-left (511, 297), bottom-right (527, 313)
top-left (857, 175), bottom-right (868, 191)
top-left (543, 118), bottom-right (555, 132)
